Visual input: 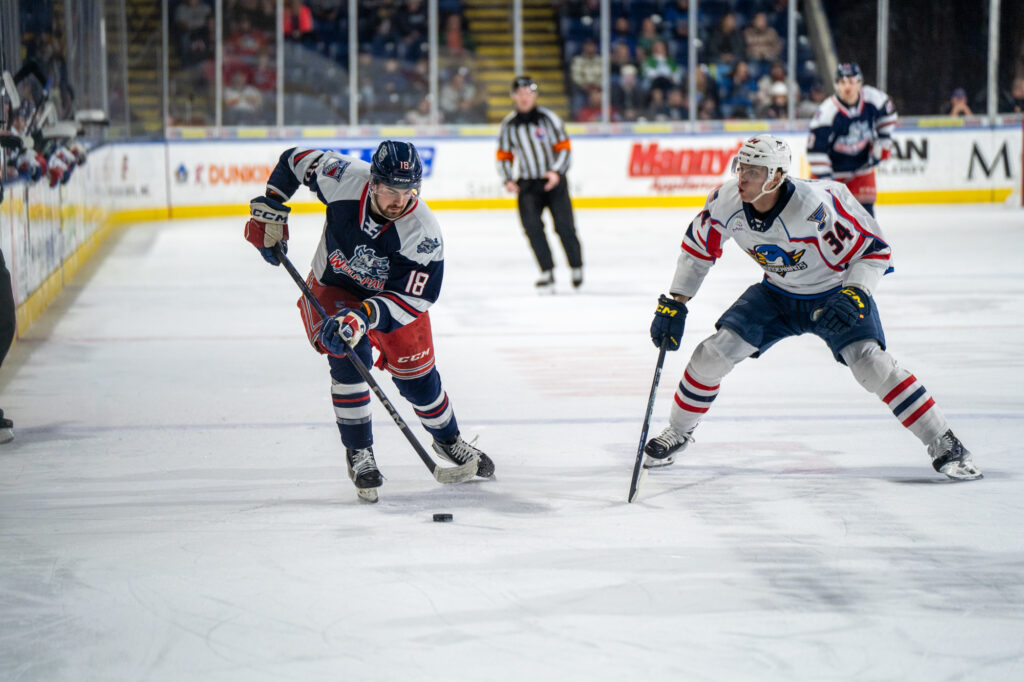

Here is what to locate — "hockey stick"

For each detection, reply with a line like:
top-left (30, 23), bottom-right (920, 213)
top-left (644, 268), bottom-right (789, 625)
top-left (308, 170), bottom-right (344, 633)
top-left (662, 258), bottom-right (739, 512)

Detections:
top-left (272, 245), bottom-right (479, 484)
top-left (628, 339), bottom-right (669, 503)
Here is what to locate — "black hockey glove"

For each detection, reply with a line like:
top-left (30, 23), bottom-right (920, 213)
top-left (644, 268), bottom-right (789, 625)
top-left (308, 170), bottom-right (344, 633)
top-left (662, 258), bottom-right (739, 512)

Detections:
top-left (650, 294), bottom-right (687, 351)
top-left (813, 286), bottom-right (871, 334)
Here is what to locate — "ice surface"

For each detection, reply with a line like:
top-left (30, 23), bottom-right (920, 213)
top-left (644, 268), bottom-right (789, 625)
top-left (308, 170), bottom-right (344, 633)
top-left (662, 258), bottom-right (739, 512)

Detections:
top-left (1, 204), bottom-right (1023, 681)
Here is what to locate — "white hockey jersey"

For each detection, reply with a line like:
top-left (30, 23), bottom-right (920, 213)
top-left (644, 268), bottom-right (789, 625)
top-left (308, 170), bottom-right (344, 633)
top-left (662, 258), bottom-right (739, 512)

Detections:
top-left (670, 177), bottom-right (893, 298)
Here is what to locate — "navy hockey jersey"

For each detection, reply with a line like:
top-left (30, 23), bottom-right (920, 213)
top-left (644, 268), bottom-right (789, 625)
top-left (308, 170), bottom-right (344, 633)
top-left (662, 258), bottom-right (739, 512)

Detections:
top-left (670, 177), bottom-right (893, 299)
top-left (267, 148), bottom-right (444, 334)
top-left (807, 85), bottom-right (898, 180)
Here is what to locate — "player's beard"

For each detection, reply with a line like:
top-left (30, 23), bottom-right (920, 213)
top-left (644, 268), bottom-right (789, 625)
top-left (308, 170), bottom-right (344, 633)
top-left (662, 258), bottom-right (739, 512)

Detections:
top-left (371, 193), bottom-right (408, 220)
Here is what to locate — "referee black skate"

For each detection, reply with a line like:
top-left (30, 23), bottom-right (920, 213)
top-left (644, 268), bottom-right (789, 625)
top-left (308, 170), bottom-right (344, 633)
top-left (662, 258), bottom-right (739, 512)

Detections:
top-left (497, 76), bottom-right (584, 292)
top-left (0, 247), bottom-right (16, 443)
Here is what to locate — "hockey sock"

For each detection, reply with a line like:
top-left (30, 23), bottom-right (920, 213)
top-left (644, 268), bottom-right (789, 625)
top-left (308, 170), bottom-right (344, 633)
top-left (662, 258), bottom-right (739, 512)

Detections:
top-left (878, 369), bottom-right (947, 444)
top-left (669, 367), bottom-right (720, 434)
top-left (393, 369), bottom-right (458, 442)
top-left (332, 379), bottom-right (372, 449)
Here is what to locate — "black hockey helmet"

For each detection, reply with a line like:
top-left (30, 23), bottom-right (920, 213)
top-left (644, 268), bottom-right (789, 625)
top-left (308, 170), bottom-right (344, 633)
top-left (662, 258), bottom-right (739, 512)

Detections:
top-left (511, 75), bottom-right (538, 94)
top-left (835, 61), bottom-right (863, 82)
top-left (370, 140), bottom-right (422, 192)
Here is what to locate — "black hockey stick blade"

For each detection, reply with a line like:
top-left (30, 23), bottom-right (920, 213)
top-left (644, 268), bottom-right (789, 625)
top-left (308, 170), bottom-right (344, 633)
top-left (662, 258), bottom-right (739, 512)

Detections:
top-left (273, 245), bottom-right (479, 484)
top-left (628, 340), bottom-right (669, 503)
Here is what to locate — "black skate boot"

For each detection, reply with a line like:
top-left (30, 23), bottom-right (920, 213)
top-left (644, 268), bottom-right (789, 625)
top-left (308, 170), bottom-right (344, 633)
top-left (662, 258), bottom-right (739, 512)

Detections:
top-left (433, 434), bottom-right (495, 478)
top-left (0, 410), bottom-right (12, 444)
top-left (643, 424), bottom-right (696, 468)
top-left (571, 267), bottom-right (584, 289)
top-left (346, 447), bottom-right (383, 502)
top-left (535, 270), bottom-right (555, 294)
top-left (927, 429), bottom-right (982, 480)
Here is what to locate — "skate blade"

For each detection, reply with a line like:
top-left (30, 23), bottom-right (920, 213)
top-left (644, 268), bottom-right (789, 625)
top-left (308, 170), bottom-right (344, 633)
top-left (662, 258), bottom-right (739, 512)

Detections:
top-left (356, 487), bottom-right (379, 503)
top-left (643, 455), bottom-right (674, 469)
top-left (0, 428), bottom-right (13, 444)
top-left (939, 461), bottom-right (983, 481)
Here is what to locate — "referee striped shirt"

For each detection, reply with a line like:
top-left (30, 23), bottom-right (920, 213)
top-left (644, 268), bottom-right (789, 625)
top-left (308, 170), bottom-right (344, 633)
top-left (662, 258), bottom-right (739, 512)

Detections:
top-left (496, 106), bottom-right (572, 182)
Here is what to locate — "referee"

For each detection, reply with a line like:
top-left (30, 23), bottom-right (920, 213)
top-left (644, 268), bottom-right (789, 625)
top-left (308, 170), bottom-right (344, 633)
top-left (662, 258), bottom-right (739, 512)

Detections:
top-left (497, 76), bottom-right (584, 292)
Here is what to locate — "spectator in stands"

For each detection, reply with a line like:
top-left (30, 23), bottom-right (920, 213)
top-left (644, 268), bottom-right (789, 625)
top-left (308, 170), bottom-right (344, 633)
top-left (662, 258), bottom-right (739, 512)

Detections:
top-left (706, 12), bottom-right (745, 67)
top-left (309, 0), bottom-right (344, 58)
top-left (283, 0), bottom-right (313, 44)
top-left (404, 95), bottom-right (433, 125)
top-left (611, 64), bottom-right (645, 121)
top-left (440, 66), bottom-right (485, 123)
top-left (227, 15), bottom-right (269, 67)
top-left (610, 40), bottom-right (635, 80)
top-left (759, 81), bottom-right (789, 119)
top-left (443, 13), bottom-right (473, 58)
top-left (797, 80), bottom-right (826, 118)
top-left (663, 87), bottom-right (688, 120)
top-left (571, 38), bottom-right (602, 113)
top-left (697, 92), bottom-right (718, 120)
top-left (663, 0), bottom-right (690, 37)
top-left (642, 87), bottom-right (668, 121)
top-left (755, 59), bottom-right (787, 110)
top-left (942, 88), bottom-right (973, 116)
top-left (396, 0), bottom-right (428, 61)
top-left (721, 60), bottom-right (757, 118)
top-left (175, 0), bottom-right (213, 66)
top-left (576, 86), bottom-right (617, 123)
top-left (612, 16), bottom-right (635, 54)
top-left (224, 70), bottom-right (264, 124)
top-left (743, 12), bottom-right (782, 67)
top-left (1010, 77), bottom-right (1024, 114)
top-left (641, 40), bottom-right (683, 94)
top-left (636, 16), bottom-right (661, 56)
top-left (250, 52), bottom-right (276, 92)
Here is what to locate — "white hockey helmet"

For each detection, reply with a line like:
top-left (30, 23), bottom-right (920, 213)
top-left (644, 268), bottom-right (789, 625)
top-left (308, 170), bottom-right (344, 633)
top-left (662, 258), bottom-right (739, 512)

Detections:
top-left (733, 135), bottom-right (791, 179)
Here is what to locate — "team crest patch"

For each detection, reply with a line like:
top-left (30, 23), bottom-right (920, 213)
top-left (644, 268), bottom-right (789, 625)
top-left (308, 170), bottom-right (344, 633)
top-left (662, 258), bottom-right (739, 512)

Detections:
top-left (328, 244), bottom-right (390, 290)
top-left (416, 237), bottom-right (440, 254)
top-left (322, 158), bottom-right (350, 181)
top-left (747, 244), bottom-right (807, 276)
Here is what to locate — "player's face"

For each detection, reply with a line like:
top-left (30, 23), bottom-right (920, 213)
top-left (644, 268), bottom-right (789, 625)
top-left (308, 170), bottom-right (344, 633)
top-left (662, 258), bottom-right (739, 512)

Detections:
top-left (835, 76), bottom-right (862, 105)
top-left (512, 87), bottom-right (537, 112)
top-left (735, 163), bottom-right (769, 201)
top-left (371, 183), bottom-right (417, 219)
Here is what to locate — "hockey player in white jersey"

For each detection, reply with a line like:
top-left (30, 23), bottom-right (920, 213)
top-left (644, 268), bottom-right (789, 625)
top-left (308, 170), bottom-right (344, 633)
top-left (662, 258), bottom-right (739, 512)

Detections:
top-left (245, 140), bottom-right (495, 502)
top-left (643, 135), bottom-right (980, 481)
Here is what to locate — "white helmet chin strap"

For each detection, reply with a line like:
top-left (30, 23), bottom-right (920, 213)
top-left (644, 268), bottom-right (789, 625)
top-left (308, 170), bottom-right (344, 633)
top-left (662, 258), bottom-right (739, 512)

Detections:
top-left (749, 170), bottom-right (786, 205)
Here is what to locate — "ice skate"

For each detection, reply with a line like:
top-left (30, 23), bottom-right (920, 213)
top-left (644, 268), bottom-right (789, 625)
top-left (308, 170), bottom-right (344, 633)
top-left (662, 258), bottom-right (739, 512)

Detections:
top-left (643, 424), bottom-right (696, 468)
top-left (346, 447), bottom-right (383, 502)
top-left (0, 410), bottom-right (12, 444)
top-left (535, 270), bottom-right (555, 294)
top-left (433, 434), bottom-right (495, 478)
top-left (571, 267), bottom-right (584, 289)
top-left (927, 429), bottom-right (982, 480)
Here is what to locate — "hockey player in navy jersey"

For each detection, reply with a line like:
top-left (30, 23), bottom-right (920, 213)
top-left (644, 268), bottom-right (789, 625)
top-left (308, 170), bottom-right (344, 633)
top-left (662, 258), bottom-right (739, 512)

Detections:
top-left (245, 140), bottom-right (495, 502)
top-left (807, 62), bottom-right (897, 216)
top-left (643, 135), bottom-right (980, 481)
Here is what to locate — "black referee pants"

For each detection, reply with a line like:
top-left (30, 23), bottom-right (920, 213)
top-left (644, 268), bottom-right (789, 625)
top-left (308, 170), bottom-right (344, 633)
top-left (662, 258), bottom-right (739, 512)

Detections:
top-left (516, 177), bottom-right (583, 272)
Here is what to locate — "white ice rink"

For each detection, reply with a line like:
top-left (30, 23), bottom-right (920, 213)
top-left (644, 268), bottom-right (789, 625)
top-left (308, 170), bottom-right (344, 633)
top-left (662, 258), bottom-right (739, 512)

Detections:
top-left (1, 203), bottom-right (1023, 681)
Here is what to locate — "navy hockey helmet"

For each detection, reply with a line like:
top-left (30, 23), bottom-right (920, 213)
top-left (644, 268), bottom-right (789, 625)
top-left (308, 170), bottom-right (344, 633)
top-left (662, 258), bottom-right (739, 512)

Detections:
top-left (370, 140), bottom-right (422, 192)
top-left (835, 61), bottom-right (863, 82)
top-left (511, 75), bottom-right (538, 94)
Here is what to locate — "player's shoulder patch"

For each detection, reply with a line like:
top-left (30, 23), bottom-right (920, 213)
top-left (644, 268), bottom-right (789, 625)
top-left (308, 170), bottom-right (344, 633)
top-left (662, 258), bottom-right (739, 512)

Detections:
top-left (395, 202), bottom-right (444, 261)
top-left (810, 98), bottom-right (839, 127)
top-left (321, 157), bottom-right (350, 182)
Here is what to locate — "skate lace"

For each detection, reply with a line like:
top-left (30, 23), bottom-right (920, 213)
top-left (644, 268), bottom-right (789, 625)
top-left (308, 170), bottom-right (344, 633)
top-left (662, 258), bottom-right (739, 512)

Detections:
top-left (928, 431), bottom-right (959, 460)
top-left (441, 437), bottom-right (480, 464)
top-left (348, 448), bottom-right (378, 475)
top-left (654, 426), bottom-right (694, 448)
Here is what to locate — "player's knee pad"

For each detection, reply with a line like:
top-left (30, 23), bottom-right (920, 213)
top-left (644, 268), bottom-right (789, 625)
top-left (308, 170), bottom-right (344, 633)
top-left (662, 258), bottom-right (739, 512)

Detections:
top-left (689, 328), bottom-right (755, 383)
top-left (844, 340), bottom-right (899, 395)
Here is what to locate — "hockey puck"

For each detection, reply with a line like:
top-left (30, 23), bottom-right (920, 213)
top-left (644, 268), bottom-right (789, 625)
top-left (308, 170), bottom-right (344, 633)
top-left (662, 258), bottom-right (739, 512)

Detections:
top-left (432, 513), bottom-right (453, 523)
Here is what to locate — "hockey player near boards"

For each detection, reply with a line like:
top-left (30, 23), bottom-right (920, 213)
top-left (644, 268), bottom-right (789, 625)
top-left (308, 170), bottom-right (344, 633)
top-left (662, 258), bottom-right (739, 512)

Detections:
top-left (0, 247), bottom-right (15, 443)
top-left (807, 62), bottom-right (897, 216)
top-left (497, 75), bottom-right (584, 292)
top-left (643, 135), bottom-right (981, 481)
top-left (244, 140), bottom-right (495, 502)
